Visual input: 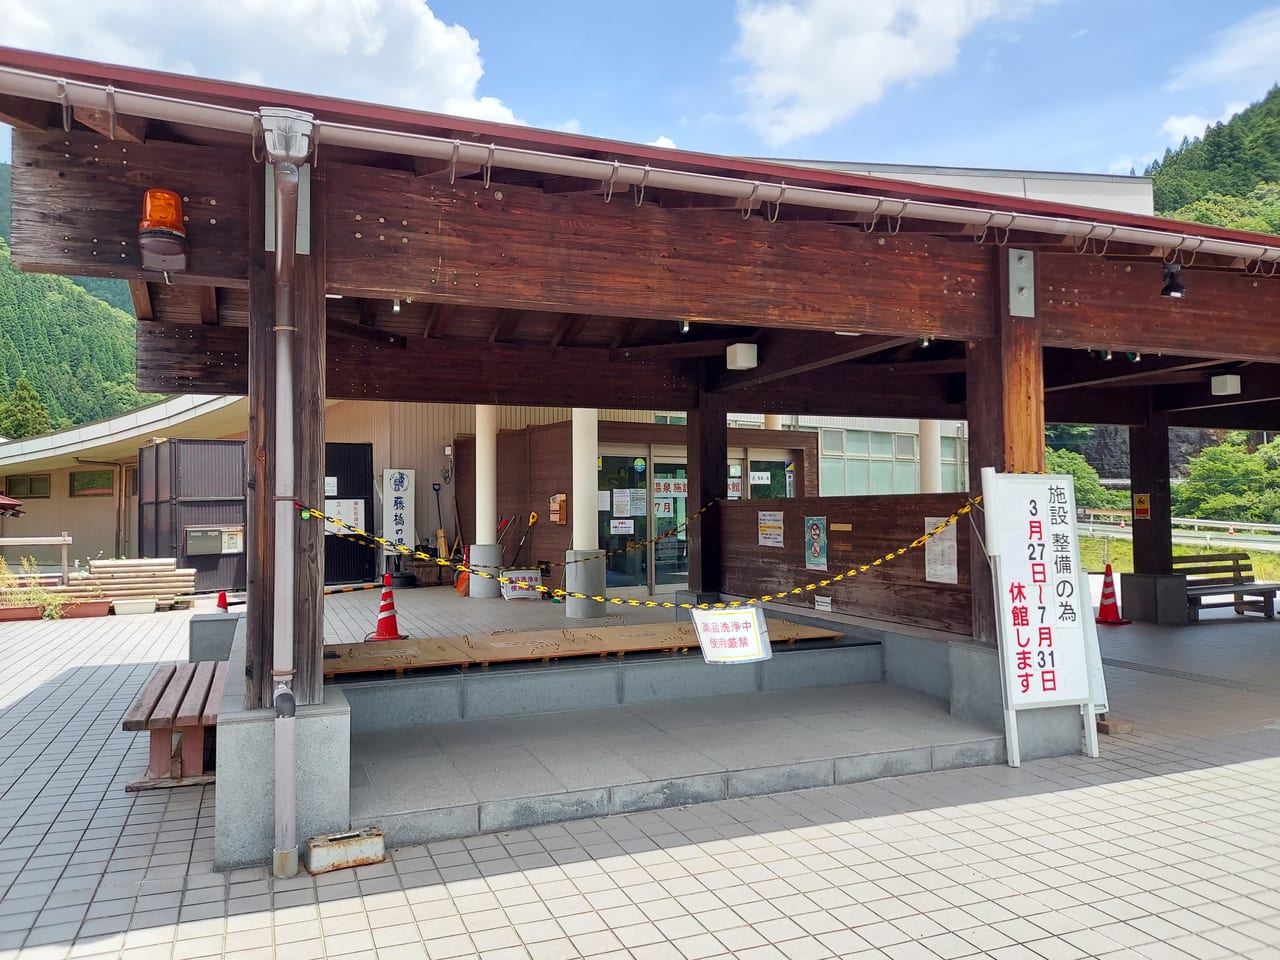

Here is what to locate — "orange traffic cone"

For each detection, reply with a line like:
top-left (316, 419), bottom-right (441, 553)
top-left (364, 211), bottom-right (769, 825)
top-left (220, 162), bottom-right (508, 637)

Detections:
top-left (216, 591), bottom-right (228, 612)
top-left (1096, 563), bottom-right (1130, 625)
top-left (371, 573), bottom-right (405, 641)
top-left (1119, 518), bottom-right (1126, 530)
top-left (1228, 525), bottom-right (1236, 535)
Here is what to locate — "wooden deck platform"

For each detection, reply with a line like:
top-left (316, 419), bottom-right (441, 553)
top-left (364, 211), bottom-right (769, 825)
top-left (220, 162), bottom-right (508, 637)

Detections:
top-left (322, 618), bottom-right (842, 677)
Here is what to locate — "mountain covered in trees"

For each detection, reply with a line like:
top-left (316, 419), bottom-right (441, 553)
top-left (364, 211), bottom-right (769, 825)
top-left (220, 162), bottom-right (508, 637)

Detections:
top-left (1148, 85), bottom-right (1280, 230)
top-left (0, 162), bottom-right (160, 437)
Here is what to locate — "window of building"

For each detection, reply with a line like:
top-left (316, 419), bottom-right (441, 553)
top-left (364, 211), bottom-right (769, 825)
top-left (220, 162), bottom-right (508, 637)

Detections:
top-left (70, 469), bottom-right (114, 498)
top-left (819, 429), bottom-right (920, 496)
top-left (653, 415), bottom-right (687, 425)
top-left (940, 435), bottom-right (969, 493)
top-left (4, 474), bottom-right (51, 499)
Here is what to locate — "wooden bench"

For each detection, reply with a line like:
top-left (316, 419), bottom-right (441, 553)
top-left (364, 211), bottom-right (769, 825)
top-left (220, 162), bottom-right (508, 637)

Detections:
top-left (121, 661), bottom-right (228, 791)
top-left (1170, 552), bottom-right (1280, 622)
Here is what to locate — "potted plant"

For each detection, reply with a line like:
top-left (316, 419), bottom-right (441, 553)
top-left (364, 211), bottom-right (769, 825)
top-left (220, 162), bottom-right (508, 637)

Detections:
top-left (58, 558), bottom-right (109, 618)
top-left (0, 556), bottom-right (50, 621)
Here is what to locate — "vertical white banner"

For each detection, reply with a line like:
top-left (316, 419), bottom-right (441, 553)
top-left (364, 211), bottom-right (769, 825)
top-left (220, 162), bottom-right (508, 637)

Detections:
top-left (382, 468), bottom-right (416, 555)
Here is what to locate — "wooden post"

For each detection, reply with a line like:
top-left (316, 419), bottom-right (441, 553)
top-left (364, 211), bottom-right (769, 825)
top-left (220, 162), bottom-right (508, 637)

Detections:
top-left (1129, 392), bottom-right (1172, 575)
top-left (246, 162), bottom-right (276, 711)
top-left (60, 532), bottom-right (69, 584)
top-left (292, 162), bottom-right (326, 706)
top-left (687, 373), bottom-right (727, 594)
top-left (967, 248), bottom-right (1045, 645)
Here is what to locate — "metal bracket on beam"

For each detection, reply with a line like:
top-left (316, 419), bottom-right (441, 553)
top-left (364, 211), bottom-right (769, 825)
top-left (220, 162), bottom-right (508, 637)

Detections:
top-left (1008, 248), bottom-right (1035, 318)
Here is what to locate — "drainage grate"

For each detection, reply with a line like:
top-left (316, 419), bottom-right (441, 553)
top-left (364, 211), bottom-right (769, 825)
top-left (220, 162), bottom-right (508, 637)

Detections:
top-left (1102, 658), bottom-right (1279, 697)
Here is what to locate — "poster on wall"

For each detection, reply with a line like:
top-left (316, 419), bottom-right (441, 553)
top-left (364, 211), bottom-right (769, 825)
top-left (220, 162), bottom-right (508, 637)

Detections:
top-left (757, 510), bottom-right (784, 547)
top-left (324, 498), bottom-right (364, 537)
top-left (381, 469), bottom-right (415, 554)
top-left (612, 488), bottom-right (632, 517)
top-left (689, 606), bottom-right (773, 664)
top-left (924, 516), bottom-right (958, 584)
top-left (804, 516), bottom-right (827, 571)
top-left (630, 489), bottom-right (648, 517)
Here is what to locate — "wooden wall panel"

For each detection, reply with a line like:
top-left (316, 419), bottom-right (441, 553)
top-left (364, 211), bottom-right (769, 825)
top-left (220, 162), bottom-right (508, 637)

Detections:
top-left (324, 163), bottom-right (996, 339)
top-left (719, 494), bottom-right (973, 635)
top-left (10, 130), bottom-right (249, 285)
top-left (1039, 255), bottom-right (1280, 363)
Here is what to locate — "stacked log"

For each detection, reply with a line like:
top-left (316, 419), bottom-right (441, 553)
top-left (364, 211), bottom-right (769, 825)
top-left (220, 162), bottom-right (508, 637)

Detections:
top-left (49, 559), bottom-right (196, 610)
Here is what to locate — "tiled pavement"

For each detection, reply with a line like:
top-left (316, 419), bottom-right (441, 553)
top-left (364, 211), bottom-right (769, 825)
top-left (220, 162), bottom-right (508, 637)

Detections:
top-left (1, 596), bottom-right (1279, 959)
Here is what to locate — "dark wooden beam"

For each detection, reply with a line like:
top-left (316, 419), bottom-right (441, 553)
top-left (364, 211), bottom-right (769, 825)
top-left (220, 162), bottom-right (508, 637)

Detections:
top-left (610, 338), bottom-right (741, 362)
top-left (611, 319), bottom-right (648, 350)
top-left (1155, 371), bottom-right (1280, 412)
top-left (10, 129), bottom-right (250, 285)
top-left (245, 162), bottom-right (275, 712)
top-left (489, 309), bottom-right (519, 344)
top-left (129, 280), bottom-right (153, 321)
top-left (324, 163), bottom-right (996, 339)
top-left (1044, 387), bottom-right (1148, 426)
top-left (0, 94), bottom-right (54, 131)
top-left (329, 317), bottom-right (406, 348)
top-left (198, 286), bottom-right (218, 325)
top-left (968, 248), bottom-right (1045, 647)
top-left (1171, 399), bottom-right (1280, 429)
top-left (1130, 393), bottom-right (1172, 576)
top-left (687, 377), bottom-right (727, 594)
top-left (293, 163), bottom-right (327, 707)
top-left (549, 314), bottom-right (586, 349)
top-left (1044, 353), bottom-right (1227, 392)
top-left (709, 333), bottom-right (913, 392)
top-left (137, 324), bottom-right (698, 408)
top-left (1039, 254), bottom-right (1280, 363)
top-left (72, 106), bottom-right (147, 143)
top-left (413, 156), bottom-right (481, 180)
top-left (358, 298), bottom-right (379, 327)
top-left (422, 302), bottom-right (446, 338)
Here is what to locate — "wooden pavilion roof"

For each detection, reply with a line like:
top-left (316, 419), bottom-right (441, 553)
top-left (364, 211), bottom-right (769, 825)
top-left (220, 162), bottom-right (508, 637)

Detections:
top-left (2, 45), bottom-right (1280, 429)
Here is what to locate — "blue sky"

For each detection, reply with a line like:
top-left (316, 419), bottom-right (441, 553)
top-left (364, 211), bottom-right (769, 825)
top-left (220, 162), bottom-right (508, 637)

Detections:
top-left (4, 1), bottom-right (1280, 177)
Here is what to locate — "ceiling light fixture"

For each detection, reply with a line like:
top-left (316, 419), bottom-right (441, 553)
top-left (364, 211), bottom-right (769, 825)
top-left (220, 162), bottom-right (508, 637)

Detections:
top-left (679, 320), bottom-right (690, 335)
top-left (393, 298), bottom-right (401, 313)
top-left (1161, 264), bottom-right (1186, 299)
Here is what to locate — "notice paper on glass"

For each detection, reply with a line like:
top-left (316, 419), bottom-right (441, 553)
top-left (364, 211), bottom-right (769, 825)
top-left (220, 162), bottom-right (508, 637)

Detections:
top-left (597, 490), bottom-right (610, 512)
top-left (610, 518), bottom-right (634, 535)
top-left (924, 516), bottom-right (958, 584)
top-left (758, 510), bottom-right (784, 547)
top-left (612, 488), bottom-right (631, 517)
top-left (690, 606), bottom-right (773, 664)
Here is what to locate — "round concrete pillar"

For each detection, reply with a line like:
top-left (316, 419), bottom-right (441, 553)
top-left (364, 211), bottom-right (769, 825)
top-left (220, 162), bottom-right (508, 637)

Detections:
top-left (468, 543), bottom-right (503, 599)
top-left (565, 549), bottom-right (605, 619)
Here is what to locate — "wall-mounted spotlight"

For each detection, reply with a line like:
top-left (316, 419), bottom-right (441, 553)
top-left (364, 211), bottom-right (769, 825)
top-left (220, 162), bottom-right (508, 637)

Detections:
top-left (1102, 350), bottom-right (1113, 361)
top-left (1161, 264), bottom-right (1186, 299)
top-left (393, 298), bottom-right (402, 314)
top-left (918, 336), bottom-right (932, 348)
top-left (679, 320), bottom-right (690, 335)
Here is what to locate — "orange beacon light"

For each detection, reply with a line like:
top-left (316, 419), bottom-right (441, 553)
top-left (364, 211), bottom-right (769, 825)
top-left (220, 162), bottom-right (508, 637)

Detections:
top-left (137, 188), bottom-right (188, 272)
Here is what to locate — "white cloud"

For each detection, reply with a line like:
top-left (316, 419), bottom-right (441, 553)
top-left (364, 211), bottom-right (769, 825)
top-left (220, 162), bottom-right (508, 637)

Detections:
top-left (733, 0), bottom-right (1052, 145)
top-left (3, 0), bottom-right (520, 124)
top-left (648, 136), bottom-right (677, 148)
top-left (1161, 101), bottom-right (1248, 145)
top-left (557, 119), bottom-right (583, 134)
top-left (1168, 7), bottom-right (1280, 97)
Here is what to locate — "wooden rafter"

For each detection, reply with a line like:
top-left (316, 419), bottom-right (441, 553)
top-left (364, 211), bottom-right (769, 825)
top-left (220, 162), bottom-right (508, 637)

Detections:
top-left (610, 338), bottom-right (741, 362)
top-left (358, 299), bottom-right (378, 327)
top-left (710, 334), bottom-right (915, 392)
top-left (328, 318), bottom-right (406, 348)
top-left (550, 314), bottom-right (587, 349)
top-left (198, 286), bottom-right (219, 325)
top-left (413, 156), bottom-right (482, 180)
top-left (1044, 355), bottom-right (1227, 392)
top-left (610, 319), bottom-right (647, 350)
top-left (0, 94), bottom-right (53, 131)
top-left (489, 309), bottom-right (520, 344)
top-left (129, 280), bottom-right (154, 321)
top-left (73, 106), bottom-right (146, 143)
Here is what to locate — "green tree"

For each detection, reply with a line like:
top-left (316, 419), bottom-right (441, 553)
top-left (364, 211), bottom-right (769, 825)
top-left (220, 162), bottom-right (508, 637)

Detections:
top-left (0, 377), bottom-right (52, 439)
top-left (1170, 441), bottom-right (1280, 523)
top-left (1045, 447), bottom-right (1122, 509)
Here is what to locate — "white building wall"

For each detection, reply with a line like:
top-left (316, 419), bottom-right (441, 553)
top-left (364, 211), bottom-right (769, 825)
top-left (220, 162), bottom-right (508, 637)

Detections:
top-left (0, 468), bottom-right (118, 566)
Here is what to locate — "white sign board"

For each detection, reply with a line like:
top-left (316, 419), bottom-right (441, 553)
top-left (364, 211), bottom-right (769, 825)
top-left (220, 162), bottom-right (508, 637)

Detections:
top-left (324, 498), bottom-right (365, 537)
top-left (610, 518), bottom-right (635, 535)
top-left (324, 476), bottom-right (338, 497)
top-left (814, 595), bottom-right (832, 612)
top-left (612, 488), bottom-right (631, 517)
top-left (651, 479), bottom-right (688, 498)
top-left (501, 569), bottom-right (541, 600)
top-left (749, 471), bottom-right (771, 485)
top-left (924, 516), bottom-right (958, 585)
top-left (690, 606), bottom-right (773, 664)
top-left (757, 510), bottom-right (784, 547)
top-left (981, 468), bottom-right (1100, 766)
top-left (382, 469), bottom-right (416, 554)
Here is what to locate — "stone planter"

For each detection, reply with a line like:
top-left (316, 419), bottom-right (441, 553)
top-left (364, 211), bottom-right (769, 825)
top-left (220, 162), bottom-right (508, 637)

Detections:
top-left (0, 604), bottom-right (44, 621)
top-left (63, 599), bottom-right (111, 619)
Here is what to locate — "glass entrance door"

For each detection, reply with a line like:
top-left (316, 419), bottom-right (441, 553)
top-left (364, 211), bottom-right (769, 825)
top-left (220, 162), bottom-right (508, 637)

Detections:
top-left (598, 454), bottom-right (648, 590)
top-left (652, 461), bottom-right (688, 594)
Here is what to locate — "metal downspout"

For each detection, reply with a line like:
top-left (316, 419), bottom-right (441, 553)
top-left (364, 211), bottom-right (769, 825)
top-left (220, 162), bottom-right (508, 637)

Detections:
top-left (260, 107), bottom-right (314, 880)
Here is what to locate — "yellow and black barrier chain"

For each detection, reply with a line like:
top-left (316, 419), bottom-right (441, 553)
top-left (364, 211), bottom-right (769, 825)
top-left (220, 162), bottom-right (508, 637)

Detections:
top-left (298, 495), bottom-right (982, 610)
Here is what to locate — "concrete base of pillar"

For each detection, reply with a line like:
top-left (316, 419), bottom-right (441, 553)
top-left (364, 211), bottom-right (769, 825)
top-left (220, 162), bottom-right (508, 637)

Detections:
top-left (469, 543), bottom-right (502, 599)
top-left (565, 549), bottom-right (605, 619)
